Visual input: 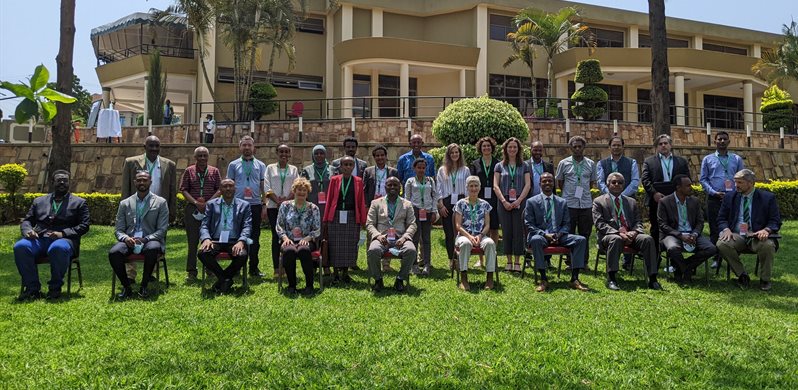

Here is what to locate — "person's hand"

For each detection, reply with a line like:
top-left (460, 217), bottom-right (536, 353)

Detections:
top-left (200, 239), bottom-right (213, 252)
top-left (438, 204), bottom-right (449, 218)
top-left (685, 234), bottom-right (697, 245)
top-left (378, 234), bottom-right (388, 246)
top-left (753, 229), bottom-right (770, 241)
top-left (544, 233), bottom-right (555, 244)
top-left (25, 230), bottom-right (39, 239)
top-left (680, 233), bottom-right (692, 243)
top-left (232, 241), bottom-right (245, 256)
top-left (715, 192), bottom-right (726, 200)
top-left (281, 237), bottom-right (293, 248)
top-left (196, 200), bottom-right (206, 213)
top-left (396, 237), bottom-right (407, 247)
top-left (653, 192), bottom-right (664, 203)
top-left (512, 200), bottom-right (522, 209)
top-left (49, 231), bottom-right (64, 239)
top-left (470, 234), bottom-right (480, 247)
top-left (719, 228), bottom-right (733, 241)
top-left (502, 199), bottom-right (513, 211)
top-left (124, 236), bottom-right (136, 247)
top-left (298, 238), bottom-right (310, 247)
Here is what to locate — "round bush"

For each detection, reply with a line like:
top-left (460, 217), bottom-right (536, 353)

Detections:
top-left (0, 163), bottom-right (27, 194)
top-left (763, 108), bottom-right (793, 132)
top-left (428, 144), bottom-right (531, 169)
top-left (571, 85), bottom-right (608, 102)
top-left (571, 84), bottom-right (607, 121)
top-left (431, 96), bottom-right (529, 147)
top-left (249, 82), bottom-right (278, 119)
top-left (574, 59), bottom-right (604, 84)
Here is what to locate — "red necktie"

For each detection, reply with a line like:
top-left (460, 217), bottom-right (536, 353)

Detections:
top-left (614, 196), bottom-right (627, 228)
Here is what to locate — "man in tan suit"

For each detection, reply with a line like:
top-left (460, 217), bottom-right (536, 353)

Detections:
top-left (121, 135), bottom-right (176, 282)
top-left (366, 177), bottom-right (417, 292)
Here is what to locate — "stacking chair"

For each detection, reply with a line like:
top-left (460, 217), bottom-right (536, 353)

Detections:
top-left (20, 255), bottom-right (82, 298)
top-left (367, 250), bottom-right (411, 288)
top-left (277, 239), bottom-right (327, 292)
top-left (110, 252), bottom-right (168, 298)
top-left (452, 245), bottom-right (499, 286)
top-left (522, 245), bottom-right (571, 283)
top-left (594, 243), bottom-right (641, 277)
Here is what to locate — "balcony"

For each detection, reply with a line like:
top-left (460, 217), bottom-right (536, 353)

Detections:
top-left (91, 12), bottom-right (195, 67)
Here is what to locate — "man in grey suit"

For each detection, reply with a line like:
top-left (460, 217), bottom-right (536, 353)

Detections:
top-left (331, 136), bottom-right (368, 178)
top-left (657, 174), bottom-right (717, 283)
top-left (524, 172), bottom-right (588, 293)
top-left (109, 171), bottom-right (170, 299)
top-left (198, 178), bottom-right (252, 293)
top-left (366, 177), bottom-right (417, 292)
top-left (593, 172), bottom-right (661, 290)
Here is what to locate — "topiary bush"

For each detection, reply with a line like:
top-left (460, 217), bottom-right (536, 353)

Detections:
top-left (431, 96), bottom-right (529, 147)
top-left (0, 163), bottom-right (27, 194)
top-left (534, 98), bottom-right (560, 119)
top-left (571, 59), bottom-right (607, 121)
top-left (249, 82), bottom-right (279, 119)
top-left (761, 85), bottom-right (794, 132)
top-left (428, 144), bottom-right (531, 169)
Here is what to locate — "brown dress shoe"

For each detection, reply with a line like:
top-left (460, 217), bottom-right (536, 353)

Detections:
top-left (535, 280), bottom-right (548, 292)
top-left (569, 279), bottom-right (590, 292)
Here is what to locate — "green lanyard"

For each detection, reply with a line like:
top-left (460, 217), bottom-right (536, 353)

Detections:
top-left (611, 160), bottom-right (618, 173)
top-left (660, 154), bottom-right (672, 181)
top-left (196, 167), bottom-right (208, 198)
top-left (278, 165), bottom-right (288, 194)
top-left (574, 159), bottom-right (583, 184)
top-left (314, 163), bottom-right (328, 190)
top-left (613, 196), bottom-right (625, 220)
top-left (146, 159), bottom-right (157, 176)
top-left (221, 202), bottom-right (232, 230)
top-left (508, 164), bottom-right (517, 188)
top-left (241, 157), bottom-right (254, 183)
top-left (468, 201), bottom-right (479, 234)
top-left (51, 199), bottom-right (63, 215)
top-left (450, 171), bottom-right (458, 193)
top-left (387, 197), bottom-right (398, 226)
top-left (532, 161), bottom-right (543, 176)
top-left (716, 152), bottom-right (730, 176)
top-left (481, 158), bottom-right (492, 179)
top-left (417, 176), bottom-right (427, 204)
top-left (341, 176), bottom-right (353, 200)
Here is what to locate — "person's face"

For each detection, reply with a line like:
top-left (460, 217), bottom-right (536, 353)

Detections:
top-left (414, 162), bottom-right (426, 177)
top-left (194, 150), bottom-right (209, 167)
top-left (293, 185), bottom-right (308, 200)
top-left (386, 179), bottom-right (400, 197)
top-left (715, 134), bottom-right (729, 151)
top-left (610, 139), bottom-right (624, 157)
top-left (677, 178), bottom-right (693, 196)
top-left (53, 174), bottom-right (70, 193)
top-left (570, 141), bottom-right (584, 158)
top-left (410, 137), bottom-right (423, 153)
top-left (239, 140), bottom-right (255, 157)
top-left (145, 139), bottom-right (160, 159)
top-left (373, 149), bottom-right (387, 167)
top-left (221, 180), bottom-right (236, 198)
top-left (449, 147), bottom-right (460, 162)
top-left (277, 146), bottom-right (291, 164)
top-left (480, 142), bottom-right (493, 156)
top-left (468, 181), bottom-right (481, 197)
top-left (608, 176), bottom-right (625, 196)
top-left (656, 138), bottom-right (672, 155)
top-left (506, 141), bottom-right (518, 157)
top-left (340, 160), bottom-right (354, 176)
top-left (344, 141), bottom-right (357, 157)
top-left (135, 174), bottom-right (152, 192)
top-left (531, 144), bottom-right (543, 160)
top-left (735, 178), bottom-right (753, 193)
top-left (540, 175), bottom-right (554, 194)
top-left (313, 150), bottom-right (326, 164)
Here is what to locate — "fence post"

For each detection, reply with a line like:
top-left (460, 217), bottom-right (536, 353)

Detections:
top-left (299, 116), bottom-right (304, 143)
top-left (27, 119), bottom-right (33, 143)
top-left (201, 119), bottom-right (206, 144)
top-left (780, 127), bottom-right (784, 149)
top-left (706, 122), bottom-right (711, 147)
top-left (565, 116), bottom-right (571, 143)
top-left (613, 119), bottom-right (618, 136)
top-left (746, 125), bottom-right (752, 147)
top-left (250, 120), bottom-right (255, 140)
top-left (148, 119), bottom-right (153, 136)
top-left (351, 117), bottom-right (355, 137)
top-left (407, 118), bottom-right (412, 142)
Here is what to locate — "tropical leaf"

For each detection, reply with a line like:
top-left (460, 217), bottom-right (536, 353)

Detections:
top-left (14, 99), bottom-right (39, 124)
top-left (40, 88), bottom-right (77, 104)
top-left (0, 81), bottom-right (34, 100)
top-left (30, 64), bottom-right (49, 92)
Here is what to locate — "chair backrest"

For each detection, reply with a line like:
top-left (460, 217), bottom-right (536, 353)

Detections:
top-left (291, 101), bottom-right (304, 117)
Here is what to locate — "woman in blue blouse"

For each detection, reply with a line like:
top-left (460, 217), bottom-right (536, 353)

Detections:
top-left (276, 177), bottom-right (321, 295)
top-left (454, 176), bottom-right (496, 290)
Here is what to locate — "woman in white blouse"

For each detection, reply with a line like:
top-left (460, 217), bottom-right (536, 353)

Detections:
top-left (436, 143), bottom-right (471, 271)
top-left (265, 144), bottom-right (299, 278)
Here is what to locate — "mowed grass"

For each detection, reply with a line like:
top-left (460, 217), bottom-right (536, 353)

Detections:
top-left (0, 222), bottom-right (796, 389)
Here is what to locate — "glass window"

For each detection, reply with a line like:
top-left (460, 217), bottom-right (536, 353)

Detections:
top-left (580, 28), bottom-right (624, 48)
top-left (704, 42), bottom-right (748, 56)
top-left (489, 74), bottom-right (549, 116)
top-left (637, 89), bottom-right (690, 125)
top-left (639, 34), bottom-right (689, 48)
top-left (297, 17), bottom-right (324, 34)
top-left (490, 14), bottom-right (514, 41)
top-left (704, 94), bottom-right (744, 129)
top-left (378, 75), bottom-right (417, 117)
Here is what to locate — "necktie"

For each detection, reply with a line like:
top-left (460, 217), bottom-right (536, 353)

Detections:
top-left (743, 196), bottom-right (750, 225)
top-left (545, 197), bottom-right (553, 231)
top-left (614, 196), bottom-right (627, 228)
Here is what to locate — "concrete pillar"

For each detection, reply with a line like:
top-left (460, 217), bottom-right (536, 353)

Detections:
top-left (753, 44), bottom-right (761, 58)
top-left (628, 25), bottom-right (639, 48)
top-left (343, 65), bottom-right (353, 118)
top-left (196, 18), bottom-right (217, 116)
top-left (102, 87), bottom-right (111, 109)
top-left (674, 73), bottom-right (685, 126)
top-left (400, 63), bottom-right (410, 117)
top-left (556, 77), bottom-right (569, 117)
top-left (371, 68), bottom-right (380, 118)
top-left (695, 90), bottom-right (705, 126)
top-left (142, 79), bottom-right (149, 124)
top-left (743, 80), bottom-right (754, 131)
top-left (693, 35), bottom-right (703, 50)
top-left (625, 83), bottom-right (638, 122)
top-left (475, 5), bottom-right (488, 95)
top-left (341, 4), bottom-right (353, 41)
top-left (371, 8), bottom-right (383, 37)
top-left (186, 91), bottom-right (193, 124)
top-left (459, 69), bottom-right (466, 97)
top-left (755, 96), bottom-right (763, 131)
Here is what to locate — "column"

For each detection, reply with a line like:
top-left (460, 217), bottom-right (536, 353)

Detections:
top-left (556, 77), bottom-right (569, 117)
top-left (142, 79), bottom-right (149, 125)
top-left (752, 44), bottom-right (762, 58)
top-left (693, 35), bottom-right (703, 50)
top-left (186, 91), bottom-right (193, 124)
top-left (459, 69), bottom-right (466, 97)
top-left (343, 65), bottom-right (353, 118)
top-left (625, 83), bottom-right (638, 122)
top-left (341, 4), bottom-right (353, 41)
top-left (371, 68), bottom-right (380, 118)
top-left (755, 96), bottom-right (763, 131)
top-left (695, 90), bottom-right (705, 127)
top-left (674, 73), bottom-right (685, 126)
top-left (325, 13), bottom-right (334, 105)
top-left (475, 5), bottom-right (488, 96)
top-left (628, 25), bottom-right (639, 48)
top-left (371, 8), bottom-right (383, 37)
top-left (400, 63), bottom-right (410, 118)
top-left (197, 18), bottom-right (217, 117)
top-left (102, 87), bottom-right (111, 109)
top-left (743, 80), bottom-right (753, 131)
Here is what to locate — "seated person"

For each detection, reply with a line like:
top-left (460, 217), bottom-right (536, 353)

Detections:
top-left (275, 177), bottom-right (321, 295)
top-left (716, 169), bottom-right (782, 291)
top-left (198, 178), bottom-right (252, 293)
top-left (657, 174), bottom-right (717, 283)
top-left (453, 175), bottom-right (497, 291)
top-left (14, 170), bottom-right (90, 300)
top-left (366, 177), bottom-right (417, 292)
top-left (109, 171), bottom-right (169, 299)
top-left (593, 172), bottom-right (661, 290)
top-left (524, 172), bottom-right (588, 293)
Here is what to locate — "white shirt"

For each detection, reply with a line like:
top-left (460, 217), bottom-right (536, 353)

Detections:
top-left (147, 157), bottom-right (162, 196)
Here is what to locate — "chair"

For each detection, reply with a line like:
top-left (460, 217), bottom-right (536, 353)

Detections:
top-left (452, 245), bottom-right (500, 286)
top-left (659, 242), bottom-right (710, 284)
top-left (110, 252), bottom-right (169, 298)
top-left (277, 239), bottom-right (327, 292)
top-left (522, 245), bottom-right (571, 283)
top-left (367, 250), bottom-right (411, 288)
top-left (287, 101), bottom-right (304, 119)
top-left (593, 243), bottom-right (641, 277)
top-left (719, 234), bottom-right (781, 280)
top-left (20, 256), bottom-right (83, 298)
top-left (201, 251), bottom-right (248, 292)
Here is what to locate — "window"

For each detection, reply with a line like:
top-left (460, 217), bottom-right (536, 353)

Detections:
top-left (638, 34), bottom-right (689, 48)
top-left (580, 27), bottom-right (624, 48)
top-left (297, 17), bottom-right (324, 34)
top-left (704, 94), bottom-right (744, 129)
top-left (217, 68), bottom-right (323, 91)
top-left (378, 75), bottom-right (417, 117)
top-left (637, 90), bottom-right (689, 124)
top-left (352, 74), bottom-right (371, 117)
top-left (704, 42), bottom-right (747, 56)
top-left (489, 74), bottom-right (549, 116)
top-left (490, 14), bottom-right (514, 41)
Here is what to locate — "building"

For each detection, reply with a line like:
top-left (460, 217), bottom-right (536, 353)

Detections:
top-left (92, 0), bottom-right (797, 131)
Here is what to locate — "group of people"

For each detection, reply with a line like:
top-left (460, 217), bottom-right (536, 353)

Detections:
top-left (13, 131), bottom-right (782, 300)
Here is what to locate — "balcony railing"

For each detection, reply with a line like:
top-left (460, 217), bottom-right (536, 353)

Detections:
top-left (96, 44), bottom-right (196, 66)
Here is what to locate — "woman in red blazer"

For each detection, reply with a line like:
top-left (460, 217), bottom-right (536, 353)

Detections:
top-left (322, 156), bottom-right (367, 283)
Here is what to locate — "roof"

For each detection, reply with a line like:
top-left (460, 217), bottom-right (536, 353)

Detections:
top-left (90, 12), bottom-right (185, 38)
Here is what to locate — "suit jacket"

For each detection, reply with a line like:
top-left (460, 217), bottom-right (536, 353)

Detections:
top-left (717, 189), bottom-right (781, 234)
top-left (322, 175), bottom-right (367, 225)
top-left (331, 157), bottom-right (368, 178)
top-left (641, 154), bottom-right (690, 202)
top-left (122, 154), bottom-right (177, 220)
top-left (657, 193), bottom-right (704, 240)
top-left (524, 193), bottom-right (570, 239)
top-left (366, 196), bottom-right (417, 241)
top-left (21, 193), bottom-right (90, 257)
top-left (592, 193), bottom-right (645, 240)
top-left (363, 165), bottom-right (399, 206)
top-left (114, 192), bottom-right (169, 245)
top-left (200, 197), bottom-right (252, 243)
top-left (523, 158), bottom-right (555, 200)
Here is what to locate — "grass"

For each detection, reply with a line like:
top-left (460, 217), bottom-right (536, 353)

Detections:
top-left (0, 222), bottom-right (796, 388)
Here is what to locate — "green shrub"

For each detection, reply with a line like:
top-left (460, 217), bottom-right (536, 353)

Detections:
top-left (249, 82), bottom-right (278, 119)
top-left (428, 144), bottom-right (531, 170)
top-left (760, 85), bottom-right (794, 132)
top-left (574, 59), bottom-right (604, 84)
top-left (534, 99), bottom-right (560, 119)
top-left (0, 163), bottom-right (27, 194)
top-left (571, 60), bottom-right (608, 121)
top-left (431, 96), bottom-right (529, 147)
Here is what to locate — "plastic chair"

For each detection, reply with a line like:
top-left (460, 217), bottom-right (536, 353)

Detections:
top-left (287, 101), bottom-right (304, 118)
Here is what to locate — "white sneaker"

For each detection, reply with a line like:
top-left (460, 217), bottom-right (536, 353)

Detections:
top-left (474, 260), bottom-right (483, 268)
top-left (710, 260), bottom-right (719, 269)
top-left (665, 266), bottom-right (675, 273)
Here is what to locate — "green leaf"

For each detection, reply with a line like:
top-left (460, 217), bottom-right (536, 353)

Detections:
top-left (40, 88), bottom-right (77, 104)
top-left (40, 101), bottom-right (57, 122)
top-left (0, 81), bottom-right (34, 100)
top-left (14, 99), bottom-right (38, 124)
top-left (30, 64), bottom-right (49, 92)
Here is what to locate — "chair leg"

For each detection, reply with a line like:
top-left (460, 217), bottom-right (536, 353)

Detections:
top-left (67, 262), bottom-right (72, 298)
top-left (629, 253), bottom-right (635, 275)
top-left (77, 260), bottom-right (83, 289)
top-left (705, 259), bottom-right (710, 285)
top-left (557, 255), bottom-right (564, 279)
top-left (161, 256), bottom-right (169, 288)
top-left (726, 262), bottom-right (731, 281)
top-left (201, 262), bottom-right (206, 292)
top-left (754, 257), bottom-right (760, 277)
top-left (111, 271), bottom-right (117, 300)
top-left (318, 260), bottom-right (323, 291)
top-left (594, 252), bottom-right (601, 277)
top-left (277, 255), bottom-right (284, 292)
top-left (242, 266), bottom-right (248, 290)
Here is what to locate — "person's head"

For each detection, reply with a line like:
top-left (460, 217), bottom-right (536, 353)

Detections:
top-left (292, 177), bottom-right (311, 200)
top-left (444, 143), bottom-right (463, 172)
top-left (715, 131), bottom-right (730, 152)
top-left (144, 136), bottom-right (161, 160)
top-left (343, 136), bottom-right (358, 157)
top-left (220, 178), bottom-right (236, 200)
top-left (734, 169), bottom-right (756, 194)
top-left (476, 136), bottom-right (496, 157)
top-left (135, 170), bottom-right (152, 194)
top-left (531, 141), bottom-right (544, 161)
top-left (540, 172), bottom-right (555, 195)
top-left (276, 144), bottom-right (291, 164)
top-left (609, 136), bottom-right (624, 157)
top-left (165, 99), bottom-right (171, 106)
top-left (339, 156), bottom-right (355, 176)
top-left (372, 145), bottom-right (387, 167)
top-left (569, 136), bottom-right (587, 159)
top-left (413, 157), bottom-right (427, 177)
top-left (206, 114), bottom-right (213, 121)
top-left (52, 170), bottom-right (70, 195)
top-left (386, 176), bottom-right (401, 197)
top-left (502, 137), bottom-right (523, 165)
top-left (466, 175), bottom-right (481, 197)
top-left (606, 172), bottom-right (625, 196)
top-left (410, 134), bottom-right (424, 154)
top-left (655, 134), bottom-right (672, 156)
top-left (673, 174), bottom-right (692, 197)
top-left (239, 136), bottom-right (255, 157)
top-left (194, 146), bottom-right (209, 167)
top-left (312, 144), bottom-right (327, 165)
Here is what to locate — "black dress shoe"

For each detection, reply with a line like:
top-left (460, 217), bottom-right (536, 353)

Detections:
top-left (341, 273), bottom-right (353, 283)
top-left (138, 285), bottom-right (150, 298)
top-left (285, 286), bottom-right (297, 295)
top-left (18, 289), bottom-right (42, 301)
top-left (350, 265), bottom-right (361, 271)
top-left (127, 278), bottom-right (136, 286)
top-left (394, 278), bottom-right (405, 292)
top-left (47, 289), bottom-right (62, 300)
top-left (760, 280), bottom-right (772, 291)
top-left (737, 274), bottom-right (751, 289)
top-left (648, 281), bottom-right (663, 290)
top-left (220, 278), bottom-right (234, 293)
top-left (372, 279), bottom-right (384, 292)
top-left (250, 269), bottom-right (265, 278)
top-left (117, 286), bottom-right (134, 300)
top-left (606, 280), bottom-right (620, 291)
top-left (302, 286), bottom-right (314, 295)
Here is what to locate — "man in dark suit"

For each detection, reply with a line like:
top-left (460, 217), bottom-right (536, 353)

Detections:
top-left (198, 178), bottom-right (252, 293)
top-left (524, 141), bottom-right (555, 200)
top-left (593, 172), bottom-right (661, 290)
top-left (716, 169), bottom-right (782, 291)
top-left (641, 134), bottom-right (690, 244)
top-left (14, 170), bottom-right (90, 300)
top-left (524, 172), bottom-right (588, 293)
top-left (363, 144), bottom-right (399, 206)
top-left (657, 174), bottom-right (717, 283)
top-left (331, 136), bottom-right (368, 177)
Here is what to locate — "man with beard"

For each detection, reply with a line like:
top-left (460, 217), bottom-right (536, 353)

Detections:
top-left (331, 136), bottom-right (368, 177)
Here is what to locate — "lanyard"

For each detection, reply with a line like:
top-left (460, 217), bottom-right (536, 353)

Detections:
top-left (660, 154), bottom-right (672, 181)
top-left (52, 198), bottom-right (63, 215)
top-left (481, 157), bottom-right (492, 179)
top-left (241, 157), bottom-right (254, 182)
top-left (611, 159), bottom-right (618, 173)
top-left (196, 167), bottom-right (208, 198)
top-left (468, 201), bottom-right (479, 234)
top-left (574, 159), bottom-right (583, 184)
top-left (716, 152), bottom-right (730, 175)
top-left (613, 196), bottom-right (625, 220)
top-left (533, 161), bottom-right (543, 176)
top-left (508, 164), bottom-right (517, 188)
top-left (450, 171), bottom-right (458, 193)
top-left (146, 158), bottom-right (157, 176)
top-left (314, 163), bottom-right (328, 190)
top-left (387, 197), bottom-right (398, 225)
top-left (376, 167), bottom-right (386, 182)
top-left (294, 201), bottom-right (307, 227)
top-left (278, 165), bottom-right (288, 194)
top-left (341, 176), bottom-right (353, 200)
top-left (417, 176), bottom-right (427, 203)
top-left (135, 195), bottom-right (149, 228)
top-left (221, 202), bottom-right (232, 230)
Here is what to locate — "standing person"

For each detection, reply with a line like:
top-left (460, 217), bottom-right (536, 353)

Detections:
top-left (404, 157), bottom-right (438, 275)
top-left (454, 176), bottom-right (497, 290)
top-left (366, 177), bottom-right (417, 292)
top-left (264, 144), bottom-right (299, 278)
top-left (180, 146), bottom-right (222, 281)
top-left (331, 136), bottom-right (368, 177)
top-left (226, 136), bottom-right (268, 277)
top-left (204, 114), bottom-right (216, 144)
top-left (470, 136), bottom-right (500, 267)
top-left (14, 170), bottom-right (90, 300)
top-left (322, 156), bottom-right (367, 283)
top-left (109, 171), bottom-right (169, 298)
top-left (525, 141), bottom-right (555, 199)
top-left (555, 136), bottom-right (597, 269)
top-left (275, 178), bottom-right (321, 295)
top-left (363, 144), bottom-right (399, 207)
top-left (163, 99), bottom-right (174, 125)
top-left (700, 131), bottom-right (744, 269)
top-left (641, 134), bottom-right (691, 243)
top-left (301, 144), bottom-right (333, 275)
top-left (121, 135), bottom-right (176, 283)
top-left (436, 143), bottom-right (471, 271)
top-left (596, 136), bottom-right (639, 270)
top-left (396, 134), bottom-right (435, 184)
top-left (493, 137), bottom-right (532, 272)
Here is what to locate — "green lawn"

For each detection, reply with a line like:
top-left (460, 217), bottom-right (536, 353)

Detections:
top-left (1, 222), bottom-right (796, 388)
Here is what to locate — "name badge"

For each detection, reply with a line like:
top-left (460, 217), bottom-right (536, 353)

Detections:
top-left (419, 208), bottom-right (428, 222)
top-left (292, 227), bottom-right (303, 240)
top-left (724, 179), bottom-right (733, 191)
top-left (450, 194), bottom-right (458, 205)
top-left (219, 230), bottom-right (230, 243)
top-left (134, 231), bottom-right (144, 238)
top-left (574, 186), bottom-right (584, 199)
top-left (318, 191), bottom-right (326, 205)
top-left (387, 227), bottom-right (397, 244)
top-left (739, 223), bottom-right (749, 236)
top-left (484, 187), bottom-right (492, 199)
top-left (339, 210), bottom-right (348, 224)
top-left (508, 188), bottom-right (517, 202)
top-left (243, 187), bottom-right (254, 200)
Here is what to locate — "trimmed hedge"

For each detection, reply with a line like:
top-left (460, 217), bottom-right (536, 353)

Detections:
top-left (760, 85), bottom-right (794, 132)
top-left (571, 59), bottom-right (607, 121)
top-left (431, 96), bottom-right (529, 147)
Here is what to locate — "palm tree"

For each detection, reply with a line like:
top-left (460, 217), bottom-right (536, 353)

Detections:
top-left (753, 19), bottom-right (798, 86)
top-left (510, 6), bottom-right (593, 101)
top-left (502, 38), bottom-right (538, 110)
top-left (264, 0), bottom-right (305, 81)
top-left (648, 0), bottom-right (671, 135)
top-left (215, 0), bottom-right (261, 120)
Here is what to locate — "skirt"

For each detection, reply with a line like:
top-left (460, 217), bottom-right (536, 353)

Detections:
top-left (328, 210), bottom-right (361, 268)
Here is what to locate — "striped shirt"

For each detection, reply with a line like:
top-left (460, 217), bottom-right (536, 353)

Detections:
top-left (180, 165), bottom-right (222, 201)
top-left (436, 166), bottom-right (470, 201)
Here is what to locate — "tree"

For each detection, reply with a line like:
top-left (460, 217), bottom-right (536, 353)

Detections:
top-left (502, 39), bottom-right (538, 109)
top-left (147, 51), bottom-right (168, 125)
top-left (571, 59), bottom-right (608, 120)
top-left (510, 6), bottom-right (593, 101)
top-left (47, 75), bottom-right (90, 124)
top-left (753, 19), bottom-right (798, 86)
top-left (263, 0), bottom-right (305, 81)
top-left (648, 0), bottom-right (671, 136)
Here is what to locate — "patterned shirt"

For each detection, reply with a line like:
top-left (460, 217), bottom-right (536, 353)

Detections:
top-left (180, 165), bottom-right (222, 200)
top-left (275, 200), bottom-right (321, 241)
top-left (454, 198), bottom-right (492, 236)
top-left (555, 156), bottom-right (597, 209)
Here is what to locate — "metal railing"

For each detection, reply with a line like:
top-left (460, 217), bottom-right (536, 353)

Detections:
top-left (96, 44), bottom-right (196, 66)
